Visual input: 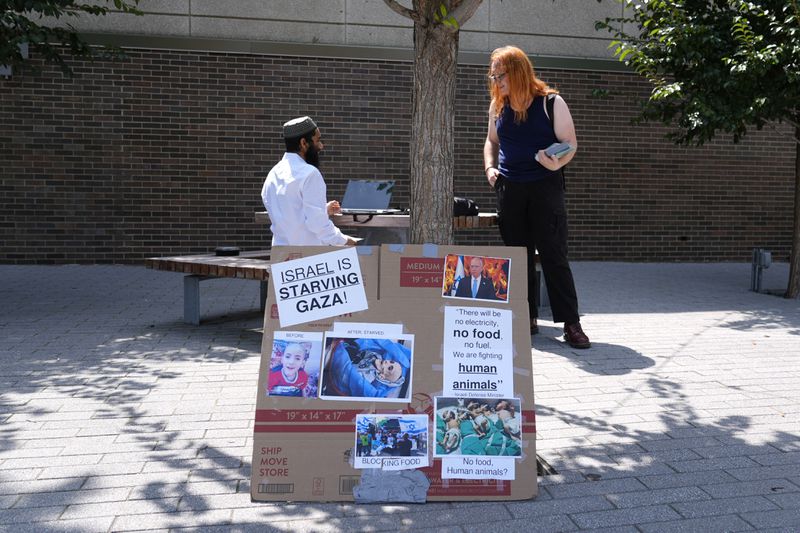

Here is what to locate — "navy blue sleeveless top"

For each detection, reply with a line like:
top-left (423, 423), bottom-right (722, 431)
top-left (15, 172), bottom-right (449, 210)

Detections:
top-left (496, 96), bottom-right (560, 183)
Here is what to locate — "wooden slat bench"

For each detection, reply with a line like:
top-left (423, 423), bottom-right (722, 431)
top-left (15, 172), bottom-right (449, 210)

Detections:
top-left (145, 250), bottom-right (270, 325)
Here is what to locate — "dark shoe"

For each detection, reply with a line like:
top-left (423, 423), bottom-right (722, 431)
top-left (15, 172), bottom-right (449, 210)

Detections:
top-left (530, 318), bottom-right (539, 335)
top-left (564, 322), bottom-right (591, 349)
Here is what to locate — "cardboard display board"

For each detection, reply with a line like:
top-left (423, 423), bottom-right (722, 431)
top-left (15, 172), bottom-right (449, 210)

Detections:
top-left (251, 244), bottom-right (536, 502)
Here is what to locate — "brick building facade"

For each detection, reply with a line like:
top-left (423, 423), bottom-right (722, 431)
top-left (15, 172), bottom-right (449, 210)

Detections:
top-left (1, 48), bottom-right (795, 263)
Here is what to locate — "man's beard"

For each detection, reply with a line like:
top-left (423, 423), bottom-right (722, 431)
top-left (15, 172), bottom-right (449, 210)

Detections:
top-left (305, 143), bottom-right (321, 169)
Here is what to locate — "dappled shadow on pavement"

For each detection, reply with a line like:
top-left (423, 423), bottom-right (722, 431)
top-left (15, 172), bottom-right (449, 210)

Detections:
top-left (533, 325), bottom-right (655, 376)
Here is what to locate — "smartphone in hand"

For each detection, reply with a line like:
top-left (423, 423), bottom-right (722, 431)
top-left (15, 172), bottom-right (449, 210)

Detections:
top-left (544, 142), bottom-right (575, 158)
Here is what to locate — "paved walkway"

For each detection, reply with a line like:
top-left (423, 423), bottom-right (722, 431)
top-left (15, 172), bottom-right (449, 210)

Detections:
top-left (0, 262), bottom-right (798, 532)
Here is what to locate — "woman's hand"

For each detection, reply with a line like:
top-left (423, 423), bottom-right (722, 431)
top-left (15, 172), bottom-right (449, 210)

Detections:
top-left (535, 150), bottom-right (561, 172)
top-left (485, 166), bottom-right (501, 188)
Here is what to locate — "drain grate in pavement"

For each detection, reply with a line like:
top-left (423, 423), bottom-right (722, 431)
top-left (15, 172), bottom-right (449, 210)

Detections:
top-left (536, 454), bottom-right (558, 476)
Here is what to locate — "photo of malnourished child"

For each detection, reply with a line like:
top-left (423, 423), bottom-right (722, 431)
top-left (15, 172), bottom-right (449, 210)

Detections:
top-left (267, 331), bottom-right (323, 398)
top-left (434, 396), bottom-right (521, 457)
top-left (319, 334), bottom-right (414, 402)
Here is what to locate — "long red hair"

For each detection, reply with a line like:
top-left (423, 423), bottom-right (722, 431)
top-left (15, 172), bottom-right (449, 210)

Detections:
top-left (488, 46), bottom-right (557, 123)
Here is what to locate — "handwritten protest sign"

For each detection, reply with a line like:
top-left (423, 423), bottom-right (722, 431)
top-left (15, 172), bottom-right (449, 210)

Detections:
top-left (442, 306), bottom-right (513, 398)
top-left (270, 247), bottom-right (368, 328)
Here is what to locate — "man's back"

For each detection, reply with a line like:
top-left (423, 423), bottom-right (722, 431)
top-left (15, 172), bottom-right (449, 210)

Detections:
top-left (261, 152), bottom-right (346, 246)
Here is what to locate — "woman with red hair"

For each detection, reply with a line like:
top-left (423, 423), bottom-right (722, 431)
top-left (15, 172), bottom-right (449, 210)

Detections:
top-left (483, 46), bottom-right (590, 349)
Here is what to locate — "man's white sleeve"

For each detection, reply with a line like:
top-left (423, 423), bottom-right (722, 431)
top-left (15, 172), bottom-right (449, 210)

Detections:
top-left (301, 170), bottom-right (347, 245)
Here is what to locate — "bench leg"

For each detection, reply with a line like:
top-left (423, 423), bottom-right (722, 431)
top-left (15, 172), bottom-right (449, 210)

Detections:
top-left (260, 280), bottom-right (269, 312)
top-left (184, 275), bottom-right (202, 325)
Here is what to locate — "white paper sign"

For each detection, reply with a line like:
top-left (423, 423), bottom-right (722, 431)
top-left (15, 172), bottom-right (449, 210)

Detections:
top-left (440, 456), bottom-right (515, 480)
top-left (333, 322), bottom-right (404, 337)
top-left (270, 247), bottom-right (368, 328)
top-left (442, 306), bottom-right (514, 398)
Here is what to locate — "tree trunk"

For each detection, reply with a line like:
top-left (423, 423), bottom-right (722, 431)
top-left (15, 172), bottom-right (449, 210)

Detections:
top-left (409, 20), bottom-right (458, 244)
top-left (786, 123), bottom-right (800, 298)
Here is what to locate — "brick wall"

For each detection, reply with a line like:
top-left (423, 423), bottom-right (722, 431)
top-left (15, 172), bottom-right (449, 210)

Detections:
top-left (1, 49), bottom-right (794, 263)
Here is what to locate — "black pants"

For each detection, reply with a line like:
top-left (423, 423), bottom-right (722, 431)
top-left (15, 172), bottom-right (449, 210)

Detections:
top-left (496, 175), bottom-right (580, 324)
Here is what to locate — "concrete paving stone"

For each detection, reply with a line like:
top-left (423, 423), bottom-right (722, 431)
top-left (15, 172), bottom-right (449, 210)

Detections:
top-left (462, 515), bottom-right (579, 533)
top-left (638, 436), bottom-right (725, 452)
top-left (637, 514), bottom-right (755, 532)
top-left (38, 461), bottom-right (145, 480)
top-left (766, 492), bottom-right (800, 510)
top-left (673, 494), bottom-right (780, 518)
top-left (189, 466), bottom-right (250, 482)
top-left (575, 462), bottom-right (678, 480)
top-left (196, 446), bottom-right (252, 460)
top-left (728, 464), bottom-right (800, 481)
top-left (606, 486), bottom-right (711, 508)
top-left (571, 504), bottom-right (682, 529)
top-left (1, 453), bottom-right (103, 470)
top-left (543, 478), bottom-right (648, 499)
top-left (638, 470), bottom-right (739, 490)
top-left (176, 492), bottom-right (266, 512)
top-left (0, 477), bottom-right (84, 496)
top-left (130, 481), bottom-right (238, 502)
top-left (13, 486), bottom-right (131, 509)
top-left (155, 437), bottom-right (248, 451)
top-left (11, 428), bottom-right (80, 441)
top-left (701, 478), bottom-right (800, 499)
top-left (608, 448), bottom-right (704, 463)
top-left (8, 516), bottom-right (116, 533)
top-left (752, 451), bottom-right (800, 466)
top-left (61, 497), bottom-right (180, 520)
top-left (101, 449), bottom-right (200, 465)
top-left (0, 504), bottom-right (65, 524)
top-left (249, 502), bottom-right (511, 532)
top-left (110, 509), bottom-right (234, 531)
top-left (0, 495), bottom-right (18, 509)
top-left (690, 444), bottom-right (782, 459)
top-left (80, 470), bottom-right (190, 490)
top-left (142, 457), bottom-right (243, 474)
top-left (667, 455), bottom-right (761, 473)
top-left (203, 428), bottom-right (254, 439)
top-left (114, 429), bottom-right (206, 443)
top-left (740, 509), bottom-right (800, 529)
top-left (505, 495), bottom-right (614, 518)
top-left (0, 466), bottom-right (43, 482)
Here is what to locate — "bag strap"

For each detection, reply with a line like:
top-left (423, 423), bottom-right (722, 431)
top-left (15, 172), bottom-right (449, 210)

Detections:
top-left (545, 93), bottom-right (566, 188)
top-left (545, 93), bottom-right (556, 134)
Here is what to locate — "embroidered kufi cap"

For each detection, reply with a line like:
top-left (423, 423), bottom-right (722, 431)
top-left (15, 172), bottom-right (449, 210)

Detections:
top-left (283, 116), bottom-right (317, 138)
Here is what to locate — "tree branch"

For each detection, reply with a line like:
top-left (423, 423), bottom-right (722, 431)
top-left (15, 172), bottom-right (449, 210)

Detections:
top-left (383, 0), bottom-right (419, 22)
top-left (449, 0), bottom-right (482, 30)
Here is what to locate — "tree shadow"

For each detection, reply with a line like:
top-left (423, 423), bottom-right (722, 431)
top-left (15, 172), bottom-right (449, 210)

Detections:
top-left (533, 325), bottom-right (655, 376)
top-left (530, 375), bottom-right (800, 529)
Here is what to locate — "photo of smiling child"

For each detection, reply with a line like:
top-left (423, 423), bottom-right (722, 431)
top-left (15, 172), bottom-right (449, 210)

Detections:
top-left (267, 331), bottom-right (323, 398)
top-left (319, 334), bottom-right (414, 403)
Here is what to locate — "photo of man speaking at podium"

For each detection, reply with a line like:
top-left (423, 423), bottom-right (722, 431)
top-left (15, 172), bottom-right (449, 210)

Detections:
top-left (454, 256), bottom-right (498, 301)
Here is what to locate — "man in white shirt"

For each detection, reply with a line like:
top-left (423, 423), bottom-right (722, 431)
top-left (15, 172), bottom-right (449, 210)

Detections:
top-left (261, 116), bottom-right (357, 246)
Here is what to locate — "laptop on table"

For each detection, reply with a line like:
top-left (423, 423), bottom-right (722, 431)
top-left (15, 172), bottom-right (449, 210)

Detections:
top-left (339, 180), bottom-right (404, 216)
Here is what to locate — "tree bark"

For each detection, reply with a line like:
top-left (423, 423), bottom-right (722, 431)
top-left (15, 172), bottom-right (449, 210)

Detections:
top-left (409, 18), bottom-right (458, 244)
top-left (786, 123), bottom-right (800, 298)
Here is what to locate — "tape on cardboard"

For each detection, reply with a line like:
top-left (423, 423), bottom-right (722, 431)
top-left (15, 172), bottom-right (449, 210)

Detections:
top-left (356, 246), bottom-right (374, 256)
top-left (353, 468), bottom-right (430, 503)
top-left (388, 244), bottom-right (405, 253)
top-left (422, 243), bottom-right (438, 257)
